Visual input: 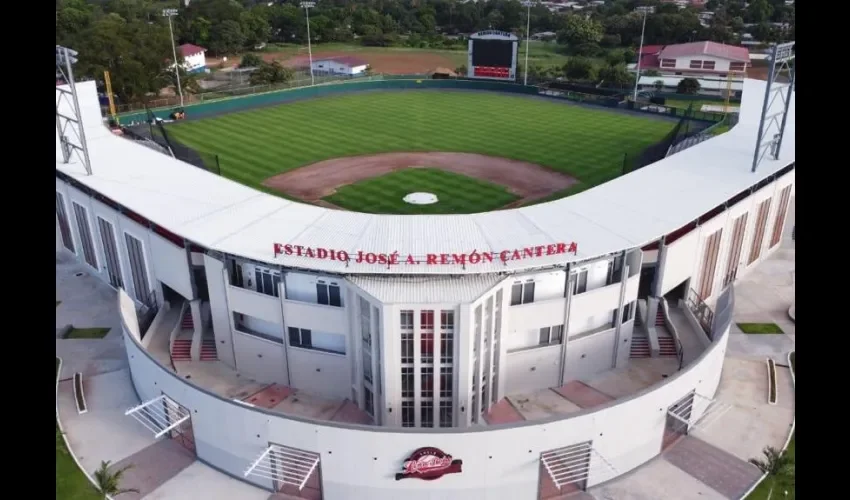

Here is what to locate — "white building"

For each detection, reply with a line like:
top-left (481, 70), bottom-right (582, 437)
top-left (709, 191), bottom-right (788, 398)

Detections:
top-left (638, 41), bottom-right (751, 78)
top-left (177, 43), bottom-right (207, 73)
top-left (56, 78), bottom-right (793, 499)
top-left (311, 56), bottom-right (368, 76)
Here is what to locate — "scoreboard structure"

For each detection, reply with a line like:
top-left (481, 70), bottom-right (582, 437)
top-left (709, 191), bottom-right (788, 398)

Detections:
top-left (467, 31), bottom-right (519, 81)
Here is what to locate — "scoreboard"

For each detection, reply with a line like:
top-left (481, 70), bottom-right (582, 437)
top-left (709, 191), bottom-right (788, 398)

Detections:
top-left (467, 31), bottom-right (519, 82)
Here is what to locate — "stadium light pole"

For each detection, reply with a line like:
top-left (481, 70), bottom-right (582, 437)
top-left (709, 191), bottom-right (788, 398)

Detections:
top-left (162, 8), bottom-right (184, 107)
top-left (301, 2), bottom-right (316, 86)
top-left (632, 8), bottom-right (648, 103)
top-left (522, 1), bottom-right (535, 86)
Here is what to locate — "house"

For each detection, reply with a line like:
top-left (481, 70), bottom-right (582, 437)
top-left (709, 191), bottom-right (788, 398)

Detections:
top-left (635, 41), bottom-right (750, 78)
top-left (178, 44), bottom-right (208, 73)
top-left (311, 56), bottom-right (369, 76)
top-left (636, 75), bottom-right (743, 98)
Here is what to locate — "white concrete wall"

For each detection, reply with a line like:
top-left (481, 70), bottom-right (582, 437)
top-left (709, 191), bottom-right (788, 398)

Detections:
top-left (311, 60), bottom-right (367, 75)
top-left (507, 299), bottom-right (566, 349)
top-left (233, 330), bottom-right (288, 385)
top-left (229, 286), bottom-right (283, 326)
top-left (563, 328), bottom-right (617, 381)
top-left (282, 300), bottom-right (348, 334)
top-left (504, 344), bottom-right (562, 394)
top-left (204, 255), bottom-right (236, 369)
top-left (285, 271), bottom-right (346, 307)
top-left (121, 285), bottom-right (730, 500)
top-left (148, 232), bottom-right (193, 300)
top-left (670, 54), bottom-right (737, 72)
top-left (287, 347), bottom-right (351, 401)
top-left (184, 52), bottom-right (206, 71)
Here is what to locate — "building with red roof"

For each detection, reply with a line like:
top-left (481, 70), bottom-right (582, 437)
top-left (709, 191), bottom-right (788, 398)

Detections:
top-left (636, 41), bottom-right (750, 78)
top-left (177, 43), bottom-right (208, 73)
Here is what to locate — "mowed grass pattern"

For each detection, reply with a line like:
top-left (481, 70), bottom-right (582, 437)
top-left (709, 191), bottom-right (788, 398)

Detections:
top-left (327, 168), bottom-right (519, 214)
top-left (166, 91), bottom-right (674, 207)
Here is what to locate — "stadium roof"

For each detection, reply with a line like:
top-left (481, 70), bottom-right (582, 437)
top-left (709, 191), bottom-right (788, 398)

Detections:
top-left (56, 79), bottom-right (795, 276)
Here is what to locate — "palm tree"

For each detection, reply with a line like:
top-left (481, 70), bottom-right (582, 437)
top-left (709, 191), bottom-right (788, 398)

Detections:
top-left (749, 446), bottom-right (795, 500)
top-left (93, 460), bottom-right (139, 498)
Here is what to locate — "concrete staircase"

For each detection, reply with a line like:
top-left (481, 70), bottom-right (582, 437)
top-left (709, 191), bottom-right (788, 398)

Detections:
top-left (200, 336), bottom-right (217, 361)
top-left (171, 338), bottom-right (192, 361)
top-left (630, 310), bottom-right (651, 358)
top-left (656, 304), bottom-right (679, 357)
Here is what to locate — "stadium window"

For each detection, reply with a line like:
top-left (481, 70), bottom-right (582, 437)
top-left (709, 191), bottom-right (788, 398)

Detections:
top-left (288, 327), bottom-right (313, 349)
top-left (440, 310), bottom-right (454, 330)
top-left (400, 310), bottom-right (413, 330)
top-left (421, 400), bottom-right (434, 428)
top-left (439, 401), bottom-right (453, 428)
top-left (401, 367), bottom-right (414, 398)
top-left (317, 281), bottom-right (342, 306)
top-left (254, 267), bottom-right (281, 297)
top-left (401, 330), bottom-right (413, 364)
top-left (364, 387), bottom-right (374, 416)
top-left (421, 331), bottom-right (434, 364)
top-left (363, 351), bottom-right (373, 384)
top-left (401, 401), bottom-right (415, 427)
top-left (573, 270), bottom-right (588, 295)
top-left (538, 325), bottom-right (564, 346)
top-left (440, 367), bottom-right (453, 398)
top-left (622, 302), bottom-right (634, 323)
top-left (421, 367), bottom-right (434, 398)
top-left (420, 310), bottom-right (435, 329)
top-left (510, 281), bottom-right (535, 305)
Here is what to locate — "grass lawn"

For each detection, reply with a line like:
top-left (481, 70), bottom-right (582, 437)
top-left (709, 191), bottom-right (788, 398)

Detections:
top-left (737, 323), bottom-right (785, 334)
top-left (747, 351), bottom-right (795, 499)
top-left (167, 91), bottom-right (673, 209)
top-left (56, 359), bottom-right (102, 500)
top-left (65, 327), bottom-right (111, 339)
top-left (326, 168), bottom-right (519, 214)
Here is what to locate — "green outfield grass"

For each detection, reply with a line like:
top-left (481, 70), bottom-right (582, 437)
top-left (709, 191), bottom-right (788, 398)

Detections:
top-left (326, 168), bottom-right (518, 214)
top-left (166, 91), bottom-right (674, 213)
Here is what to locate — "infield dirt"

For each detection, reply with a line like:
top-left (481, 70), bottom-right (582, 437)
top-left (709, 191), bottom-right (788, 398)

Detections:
top-left (263, 152), bottom-right (578, 207)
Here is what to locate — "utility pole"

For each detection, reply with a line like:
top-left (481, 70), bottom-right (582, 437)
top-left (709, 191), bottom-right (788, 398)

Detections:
top-left (162, 8), bottom-right (184, 107)
top-left (522, 1), bottom-right (535, 86)
top-left (301, 2), bottom-right (316, 86)
top-left (633, 8), bottom-right (648, 103)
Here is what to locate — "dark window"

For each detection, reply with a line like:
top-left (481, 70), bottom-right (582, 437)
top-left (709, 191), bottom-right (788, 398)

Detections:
top-left (317, 282), bottom-right (342, 306)
top-left (421, 367), bottom-right (433, 398)
top-left (401, 401), bottom-right (415, 427)
top-left (55, 192), bottom-right (75, 253)
top-left (439, 401), bottom-right (453, 428)
top-left (440, 367), bottom-right (453, 398)
top-left (364, 387), bottom-right (374, 416)
top-left (72, 203), bottom-right (97, 268)
top-left (420, 401), bottom-right (434, 428)
top-left (288, 327), bottom-right (312, 349)
top-left (401, 367), bottom-right (414, 398)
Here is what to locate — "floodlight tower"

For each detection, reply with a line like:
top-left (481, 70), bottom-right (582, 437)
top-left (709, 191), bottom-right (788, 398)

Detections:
top-left (521, 1), bottom-right (536, 86)
top-left (162, 8), bottom-right (184, 107)
top-left (751, 41), bottom-right (795, 173)
top-left (55, 45), bottom-right (92, 175)
top-left (300, 2), bottom-right (316, 86)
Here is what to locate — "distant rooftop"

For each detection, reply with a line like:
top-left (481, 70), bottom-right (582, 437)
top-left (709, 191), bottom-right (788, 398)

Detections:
top-left (315, 55), bottom-right (368, 67)
top-left (178, 43), bottom-right (206, 57)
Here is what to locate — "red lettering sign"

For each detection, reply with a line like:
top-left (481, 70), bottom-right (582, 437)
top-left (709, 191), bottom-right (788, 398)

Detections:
top-left (395, 447), bottom-right (462, 481)
top-left (272, 242), bottom-right (578, 266)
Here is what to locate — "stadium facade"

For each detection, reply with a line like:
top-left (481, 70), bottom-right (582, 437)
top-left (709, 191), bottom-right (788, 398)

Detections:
top-left (56, 79), bottom-right (794, 499)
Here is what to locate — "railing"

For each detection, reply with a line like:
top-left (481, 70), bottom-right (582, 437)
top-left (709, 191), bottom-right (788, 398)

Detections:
top-left (660, 299), bottom-right (685, 371)
top-left (685, 288), bottom-right (715, 340)
top-left (137, 289), bottom-right (160, 337)
top-left (666, 113), bottom-right (739, 157)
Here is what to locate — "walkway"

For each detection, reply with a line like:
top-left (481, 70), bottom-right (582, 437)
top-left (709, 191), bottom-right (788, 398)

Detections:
top-left (56, 255), bottom-right (269, 500)
top-left (588, 198), bottom-right (796, 500)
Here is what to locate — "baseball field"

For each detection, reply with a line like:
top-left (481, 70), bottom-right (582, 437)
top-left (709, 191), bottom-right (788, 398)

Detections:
top-left (165, 90), bottom-right (676, 214)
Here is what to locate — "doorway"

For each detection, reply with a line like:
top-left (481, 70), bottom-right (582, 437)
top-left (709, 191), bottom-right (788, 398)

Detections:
top-left (637, 265), bottom-right (656, 300)
top-left (663, 391), bottom-right (695, 451)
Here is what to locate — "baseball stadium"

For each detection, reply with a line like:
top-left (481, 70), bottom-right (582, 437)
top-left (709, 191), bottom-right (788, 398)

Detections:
top-left (56, 38), bottom-right (795, 500)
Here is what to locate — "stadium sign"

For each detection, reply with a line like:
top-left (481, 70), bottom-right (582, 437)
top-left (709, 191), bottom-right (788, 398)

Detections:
top-left (394, 447), bottom-right (463, 481)
top-left (273, 242), bottom-right (578, 266)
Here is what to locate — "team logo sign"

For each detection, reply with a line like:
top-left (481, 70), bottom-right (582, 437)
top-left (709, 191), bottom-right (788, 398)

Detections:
top-left (395, 447), bottom-right (463, 481)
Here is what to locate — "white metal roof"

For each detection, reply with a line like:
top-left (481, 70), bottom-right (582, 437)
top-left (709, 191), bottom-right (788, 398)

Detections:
top-left (56, 79), bottom-right (794, 276)
top-left (348, 274), bottom-right (505, 304)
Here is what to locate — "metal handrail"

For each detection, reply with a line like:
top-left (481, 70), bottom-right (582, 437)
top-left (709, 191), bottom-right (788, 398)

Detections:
top-left (685, 288), bottom-right (715, 340)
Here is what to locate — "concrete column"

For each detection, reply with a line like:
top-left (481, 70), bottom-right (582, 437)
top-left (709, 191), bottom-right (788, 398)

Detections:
top-left (612, 260), bottom-right (630, 369)
top-left (189, 298), bottom-right (203, 361)
top-left (412, 307), bottom-right (422, 427)
top-left (202, 254), bottom-right (236, 369)
top-left (456, 304), bottom-right (473, 428)
top-left (646, 297), bottom-right (661, 357)
top-left (380, 305), bottom-right (399, 426)
top-left (559, 267), bottom-right (575, 386)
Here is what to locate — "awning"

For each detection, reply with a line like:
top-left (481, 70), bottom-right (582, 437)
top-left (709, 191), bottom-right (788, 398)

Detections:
top-left (244, 444), bottom-right (320, 491)
top-left (125, 394), bottom-right (190, 439)
top-left (541, 441), bottom-right (615, 488)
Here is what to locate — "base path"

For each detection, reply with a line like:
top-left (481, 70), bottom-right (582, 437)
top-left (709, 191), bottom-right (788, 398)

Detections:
top-left (263, 152), bottom-right (578, 205)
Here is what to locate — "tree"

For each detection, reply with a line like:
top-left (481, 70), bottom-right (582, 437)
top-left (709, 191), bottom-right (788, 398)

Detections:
top-left (455, 64), bottom-right (467, 75)
top-left (240, 53), bottom-right (263, 68)
top-left (598, 63), bottom-right (632, 87)
top-left (557, 14), bottom-right (604, 48)
top-left (677, 77), bottom-right (701, 95)
top-left (94, 460), bottom-right (139, 498)
top-left (249, 61), bottom-right (294, 86)
top-left (563, 57), bottom-right (597, 81)
top-left (643, 69), bottom-right (662, 77)
top-left (209, 19), bottom-right (246, 55)
top-left (749, 446), bottom-right (794, 500)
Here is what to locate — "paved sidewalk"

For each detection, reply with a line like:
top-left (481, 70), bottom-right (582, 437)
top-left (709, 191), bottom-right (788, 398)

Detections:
top-left (56, 252), bottom-right (269, 500)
